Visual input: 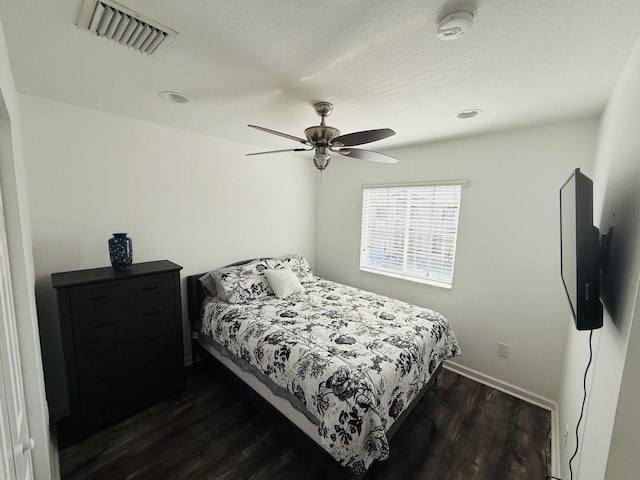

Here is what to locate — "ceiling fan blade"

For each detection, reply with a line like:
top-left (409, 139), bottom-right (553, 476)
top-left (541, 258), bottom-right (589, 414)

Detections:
top-left (248, 125), bottom-right (310, 145)
top-left (331, 128), bottom-right (395, 147)
top-left (246, 147), bottom-right (313, 156)
top-left (334, 148), bottom-right (398, 164)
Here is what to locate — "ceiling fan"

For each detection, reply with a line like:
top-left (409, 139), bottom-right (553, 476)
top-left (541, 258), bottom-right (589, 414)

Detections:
top-left (247, 102), bottom-right (398, 171)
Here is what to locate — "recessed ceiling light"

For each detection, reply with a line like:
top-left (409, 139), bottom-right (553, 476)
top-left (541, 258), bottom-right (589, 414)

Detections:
top-left (456, 109), bottom-right (482, 119)
top-left (159, 91), bottom-right (189, 104)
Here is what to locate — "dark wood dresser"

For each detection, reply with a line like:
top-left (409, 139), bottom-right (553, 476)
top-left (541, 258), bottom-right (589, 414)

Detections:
top-left (52, 260), bottom-right (184, 438)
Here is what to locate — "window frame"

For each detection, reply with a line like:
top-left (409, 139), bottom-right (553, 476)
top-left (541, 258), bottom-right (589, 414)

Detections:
top-left (359, 181), bottom-right (466, 289)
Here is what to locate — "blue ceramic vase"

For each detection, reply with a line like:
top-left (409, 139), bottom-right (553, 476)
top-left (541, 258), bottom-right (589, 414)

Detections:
top-left (108, 233), bottom-right (132, 271)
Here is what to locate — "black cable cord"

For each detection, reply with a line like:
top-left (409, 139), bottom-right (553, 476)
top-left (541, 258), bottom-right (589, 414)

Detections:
top-left (544, 330), bottom-right (594, 480)
top-left (568, 329), bottom-right (594, 480)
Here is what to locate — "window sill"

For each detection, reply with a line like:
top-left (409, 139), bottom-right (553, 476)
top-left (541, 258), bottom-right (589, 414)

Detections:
top-left (359, 267), bottom-right (453, 289)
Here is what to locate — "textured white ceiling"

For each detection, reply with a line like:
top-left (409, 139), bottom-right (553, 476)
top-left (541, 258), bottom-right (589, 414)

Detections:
top-left (1, 0), bottom-right (639, 152)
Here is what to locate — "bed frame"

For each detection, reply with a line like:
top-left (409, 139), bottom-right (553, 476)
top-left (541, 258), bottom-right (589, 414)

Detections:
top-left (186, 264), bottom-right (442, 479)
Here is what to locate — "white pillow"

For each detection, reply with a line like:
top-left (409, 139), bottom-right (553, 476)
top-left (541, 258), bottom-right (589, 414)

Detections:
top-left (264, 266), bottom-right (304, 299)
top-left (267, 254), bottom-right (314, 282)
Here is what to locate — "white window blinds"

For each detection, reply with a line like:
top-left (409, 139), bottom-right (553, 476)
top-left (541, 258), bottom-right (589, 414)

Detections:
top-left (360, 183), bottom-right (463, 288)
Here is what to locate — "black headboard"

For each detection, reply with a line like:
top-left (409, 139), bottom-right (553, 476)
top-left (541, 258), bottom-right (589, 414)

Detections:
top-left (186, 273), bottom-right (207, 333)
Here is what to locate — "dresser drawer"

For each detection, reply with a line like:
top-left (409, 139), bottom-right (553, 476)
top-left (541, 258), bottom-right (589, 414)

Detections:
top-left (75, 320), bottom-right (176, 372)
top-left (79, 349), bottom-right (180, 431)
top-left (78, 347), bottom-right (178, 399)
top-left (72, 297), bottom-right (176, 344)
top-left (69, 272), bottom-right (174, 316)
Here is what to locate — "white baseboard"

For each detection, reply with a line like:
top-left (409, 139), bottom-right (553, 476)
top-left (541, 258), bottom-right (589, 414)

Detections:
top-left (443, 360), bottom-right (561, 477)
top-left (444, 360), bottom-right (556, 410)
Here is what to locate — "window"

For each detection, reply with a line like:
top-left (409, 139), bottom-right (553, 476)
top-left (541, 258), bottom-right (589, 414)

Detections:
top-left (360, 183), bottom-right (463, 288)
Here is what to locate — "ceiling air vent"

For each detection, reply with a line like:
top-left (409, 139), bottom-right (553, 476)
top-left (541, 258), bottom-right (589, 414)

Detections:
top-left (76, 0), bottom-right (177, 56)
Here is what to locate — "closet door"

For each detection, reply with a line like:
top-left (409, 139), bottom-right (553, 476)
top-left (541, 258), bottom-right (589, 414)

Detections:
top-left (0, 183), bottom-right (33, 479)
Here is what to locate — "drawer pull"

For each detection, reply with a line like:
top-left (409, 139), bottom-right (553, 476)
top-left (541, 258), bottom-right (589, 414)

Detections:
top-left (142, 284), bottom-right (163, 291)
top-left (144, 309), bottom-right (164, 317)
top-left (92, 321), bottom-right (115, 330)
top-left (88, 294), bottom-right (113, 301)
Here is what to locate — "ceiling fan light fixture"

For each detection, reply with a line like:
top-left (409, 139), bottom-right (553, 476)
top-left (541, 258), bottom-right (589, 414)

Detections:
top-left (313, 147), bottom-right (331, 171)
top-left (246, 102), bottom-right (398, 171)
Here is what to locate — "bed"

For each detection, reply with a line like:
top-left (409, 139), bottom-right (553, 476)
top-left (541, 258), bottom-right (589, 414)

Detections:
top-left (187, 254), bottom-right (460, 479)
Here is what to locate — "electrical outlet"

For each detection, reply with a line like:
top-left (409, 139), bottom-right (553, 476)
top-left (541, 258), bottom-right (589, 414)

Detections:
top-left (497, 342), bottom-right (509, 358)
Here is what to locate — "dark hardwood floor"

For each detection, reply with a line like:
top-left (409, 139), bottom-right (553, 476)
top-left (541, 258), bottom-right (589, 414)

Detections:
top-left (58, 363), bottom-right (552, 480)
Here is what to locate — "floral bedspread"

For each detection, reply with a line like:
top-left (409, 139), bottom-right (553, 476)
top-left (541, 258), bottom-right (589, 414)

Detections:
top-left (200, 277), bottom-right (460, 474)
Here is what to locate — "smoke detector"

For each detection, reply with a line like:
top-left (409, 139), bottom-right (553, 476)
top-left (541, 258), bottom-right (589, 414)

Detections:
top-left (436, 5), bottom-right (476, 41)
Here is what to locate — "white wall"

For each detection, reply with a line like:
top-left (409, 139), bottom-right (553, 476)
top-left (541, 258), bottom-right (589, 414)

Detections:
top-left (0, 20), bottom-right (53, 480)
top-left (315, 118), bottom-right (599, 402)
top-left (601, 37), bottom-right (640, 480)
top-left (557, 37), bottom-right (640, 480)
top-left (18, 94), bottom-right (318, 416)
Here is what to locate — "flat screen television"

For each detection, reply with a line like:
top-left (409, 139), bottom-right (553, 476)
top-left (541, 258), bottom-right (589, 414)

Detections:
top-left (559, 168), bottom-right (603, 330)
